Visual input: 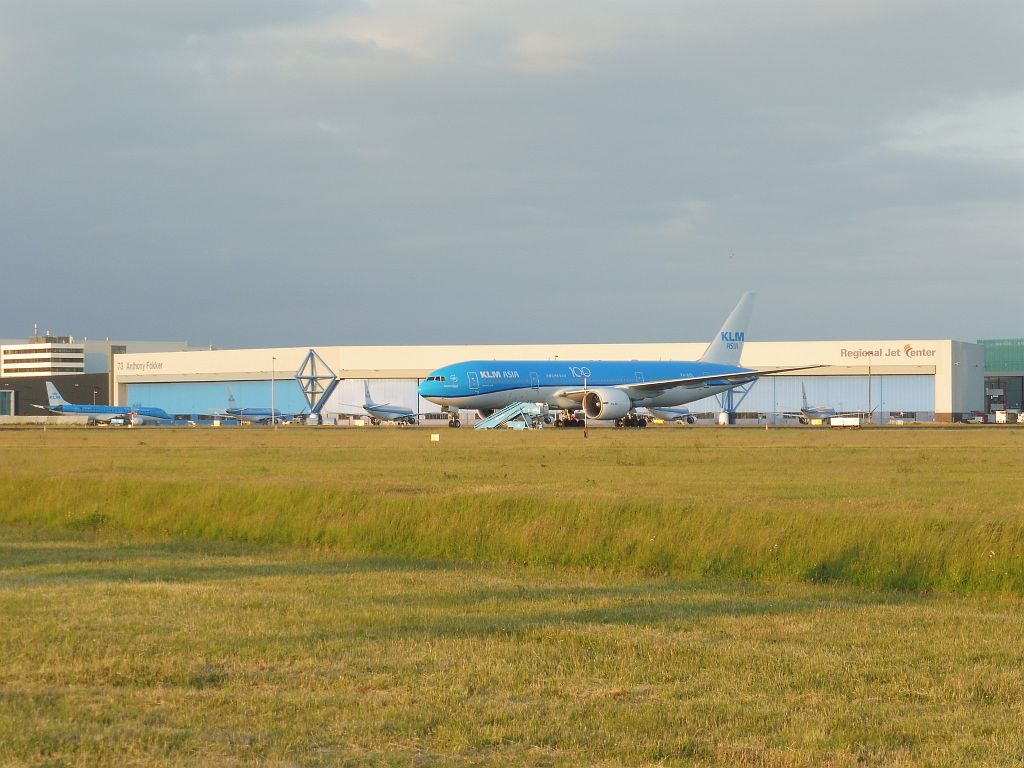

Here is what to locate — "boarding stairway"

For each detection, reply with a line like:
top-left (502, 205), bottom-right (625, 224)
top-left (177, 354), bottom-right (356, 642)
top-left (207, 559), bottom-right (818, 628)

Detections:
top-left (474, 402), bottom-right (547, 430)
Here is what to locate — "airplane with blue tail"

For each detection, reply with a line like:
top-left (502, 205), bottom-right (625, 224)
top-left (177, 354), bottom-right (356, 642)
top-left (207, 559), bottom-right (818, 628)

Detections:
top-left (34, 381), bottom-right (173, 424)
top-left (418, 292), bottom-right (818, 427)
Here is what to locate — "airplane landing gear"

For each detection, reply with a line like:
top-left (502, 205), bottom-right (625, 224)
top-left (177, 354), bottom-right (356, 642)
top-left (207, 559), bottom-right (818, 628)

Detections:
top-left (554, 409), bottom-right (584, 428)
top-left (615, 413), bottom-right (648, 428)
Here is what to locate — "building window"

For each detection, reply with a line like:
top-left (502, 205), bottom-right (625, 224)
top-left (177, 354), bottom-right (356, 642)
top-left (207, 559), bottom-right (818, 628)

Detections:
top-left (0, 390), bottom-right (13, 416)
top-left (0, 347), bottom-right (84, 355)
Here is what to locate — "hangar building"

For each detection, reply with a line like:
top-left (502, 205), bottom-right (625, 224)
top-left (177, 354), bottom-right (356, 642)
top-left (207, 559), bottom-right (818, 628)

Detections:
top-left (112, 339), bottom-right (984, 423)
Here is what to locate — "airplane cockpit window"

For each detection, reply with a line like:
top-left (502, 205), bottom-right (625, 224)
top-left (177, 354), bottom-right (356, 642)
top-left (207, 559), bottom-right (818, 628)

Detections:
top-left (425, 376), bottom-right (446, 382)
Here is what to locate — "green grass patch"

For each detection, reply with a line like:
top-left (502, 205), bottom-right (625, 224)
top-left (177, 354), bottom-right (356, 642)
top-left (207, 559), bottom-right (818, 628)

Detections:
top-left (3, 427), bottom-right (1024, 595)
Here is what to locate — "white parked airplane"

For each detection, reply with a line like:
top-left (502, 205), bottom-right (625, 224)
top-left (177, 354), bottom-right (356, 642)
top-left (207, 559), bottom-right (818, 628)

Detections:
top-left (646, 406), bottom-right (698, 424)
top-left (781, 383), bottom-right (867, 424)
top-left (339, 382), bottom-right (425, 425)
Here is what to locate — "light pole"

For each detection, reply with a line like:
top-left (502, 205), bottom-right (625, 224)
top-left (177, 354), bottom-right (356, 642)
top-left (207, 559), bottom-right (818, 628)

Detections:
top-left (583, 377), bottom-right (589, 438)
top-left (867, 355), bottom-right (872, 423)
top-left (271, 356), bottom-right (277, 430)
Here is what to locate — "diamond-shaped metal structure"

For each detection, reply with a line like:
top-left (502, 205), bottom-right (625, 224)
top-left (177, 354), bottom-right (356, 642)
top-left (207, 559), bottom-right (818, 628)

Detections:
top-left (295, 349), bottom-right (339, 414)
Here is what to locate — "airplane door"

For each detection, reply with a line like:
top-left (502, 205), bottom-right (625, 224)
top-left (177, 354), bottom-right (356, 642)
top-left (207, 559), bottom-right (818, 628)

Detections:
top-left (530, 372), bottom-right (540, 390)
top-left (468, 372), bottom-right (479, 392)
top-left (635, 372), bottom-right (644, 382)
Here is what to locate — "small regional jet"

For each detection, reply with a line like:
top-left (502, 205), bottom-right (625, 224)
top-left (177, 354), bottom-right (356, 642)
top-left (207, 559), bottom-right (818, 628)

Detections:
top-left (418, 292), bottom-right (820, 427)
top-left (361, 382), bottom-right (420, 425)
top-left (33, 381), bottom-right (173, 424)
top-left (338, 382), bottom-right (423, 425)
top-left (646, 406), bottom-right (698, 425)
top-left (214, 386), bottom-right (289, 425)
top-left (782, 383), bottom-right (867, 424)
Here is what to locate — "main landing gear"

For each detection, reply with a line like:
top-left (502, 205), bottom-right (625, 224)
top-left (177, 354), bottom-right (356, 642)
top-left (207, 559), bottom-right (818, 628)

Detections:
top-left (554, 410), bottom-right (584, 428)
top-left (615, 413), bottom-right (649, 428)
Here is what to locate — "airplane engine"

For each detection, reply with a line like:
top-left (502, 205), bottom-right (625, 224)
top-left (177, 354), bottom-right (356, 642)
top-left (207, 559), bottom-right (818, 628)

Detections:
top-left (582, 388), bottom-right (633, 421)
top-left (477, 409), bottom-right (495, 419)
top-left (678, 415), bottom-right (697, 425)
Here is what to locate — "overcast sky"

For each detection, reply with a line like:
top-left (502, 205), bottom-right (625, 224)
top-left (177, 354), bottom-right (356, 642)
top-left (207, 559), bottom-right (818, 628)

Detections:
top-left (2, 1), bottom-right (1022, 347)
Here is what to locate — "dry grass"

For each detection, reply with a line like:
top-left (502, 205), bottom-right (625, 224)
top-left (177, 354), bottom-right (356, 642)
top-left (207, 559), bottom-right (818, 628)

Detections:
top-left (3, 427), bottom-right (1024, 764)
top-left (2, 539), bottom-right (1024, 766)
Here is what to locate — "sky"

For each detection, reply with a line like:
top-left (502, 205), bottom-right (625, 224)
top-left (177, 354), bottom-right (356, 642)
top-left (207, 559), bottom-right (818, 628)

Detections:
top-left (2, 1), bottom-right (1022, 348)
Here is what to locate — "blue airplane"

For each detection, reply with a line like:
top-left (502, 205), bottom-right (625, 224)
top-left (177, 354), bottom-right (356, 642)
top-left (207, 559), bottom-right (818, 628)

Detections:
top-left (418, 292), bottom-right (816, 427)
top-left (34, 381), bottom-right (173, 424)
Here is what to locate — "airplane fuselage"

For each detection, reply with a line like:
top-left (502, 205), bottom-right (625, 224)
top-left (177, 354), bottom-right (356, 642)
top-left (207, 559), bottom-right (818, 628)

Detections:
top-left (364, 404), bottom-right (416, 423)
top-left (647, 406), bottom-right (697, 423)
top-left (48, 403), bottom-right (172, 422)
top-left (419, 360), bottom-right (749, 412)
top-left (225, 407), bottom-right (283, 423)
top-left (802, 407), bottom-right (838, 419)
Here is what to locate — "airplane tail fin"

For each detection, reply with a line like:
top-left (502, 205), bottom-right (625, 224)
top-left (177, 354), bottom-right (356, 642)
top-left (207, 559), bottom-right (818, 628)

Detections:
top-left (45, 381), bottom-right (68, 408)
top-left (226, 385), bottom-right (236, 407)
top-left (364, 381), bottom-right (375, 406)
top-left (801, 382), bottom-right (809, 411)
top-left (699, 292), bottom-right (755, 366)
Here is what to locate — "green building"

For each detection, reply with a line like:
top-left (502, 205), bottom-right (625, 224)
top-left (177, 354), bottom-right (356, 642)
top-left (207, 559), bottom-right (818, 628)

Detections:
top-left (978, 339), bottom-right (1024, 413)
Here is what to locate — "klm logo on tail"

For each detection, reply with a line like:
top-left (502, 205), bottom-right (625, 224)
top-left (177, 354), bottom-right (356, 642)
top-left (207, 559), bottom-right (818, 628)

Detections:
top-left (46, 382), bottom-right (67, 408)
top-left (700, 292), bottom-right (755, 366)
top-left (719, 330), bottom-right (746, 351)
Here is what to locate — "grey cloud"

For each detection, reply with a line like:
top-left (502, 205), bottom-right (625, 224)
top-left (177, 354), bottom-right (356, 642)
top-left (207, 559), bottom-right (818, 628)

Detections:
top-left (1, 1), bottom-right (1021, 346)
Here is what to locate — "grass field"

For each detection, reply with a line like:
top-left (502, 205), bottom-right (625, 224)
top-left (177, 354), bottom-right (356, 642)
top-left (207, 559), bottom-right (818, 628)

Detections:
top-left (3, 426), bottom-right (1024, 595)
top-left (3, 426), bottom-right (1024, 765)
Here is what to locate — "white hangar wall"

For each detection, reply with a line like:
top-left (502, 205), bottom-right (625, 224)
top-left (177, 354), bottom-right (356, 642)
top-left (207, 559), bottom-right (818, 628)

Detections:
top-left (113, 339), bottom-right (984, 422)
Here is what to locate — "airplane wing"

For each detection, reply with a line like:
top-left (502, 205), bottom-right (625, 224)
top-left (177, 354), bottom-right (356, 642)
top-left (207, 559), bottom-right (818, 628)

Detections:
top-left (557, 365), bottom-right (823, 402)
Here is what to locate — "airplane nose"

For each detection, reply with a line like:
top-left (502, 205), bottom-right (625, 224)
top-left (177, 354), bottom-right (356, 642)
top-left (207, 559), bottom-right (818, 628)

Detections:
top-left (419, 374), bottom-right (442, 399)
